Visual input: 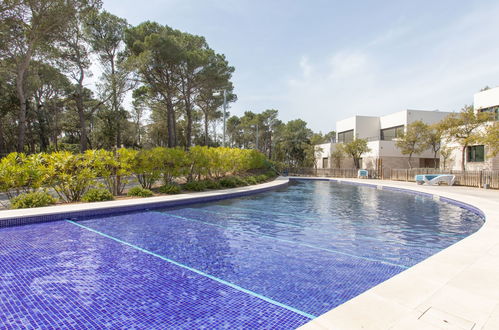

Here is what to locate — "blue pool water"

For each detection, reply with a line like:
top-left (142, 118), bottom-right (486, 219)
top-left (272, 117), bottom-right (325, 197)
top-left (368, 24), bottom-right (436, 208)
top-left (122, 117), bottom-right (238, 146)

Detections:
top-left (0, 180), bottom-right (484, 328)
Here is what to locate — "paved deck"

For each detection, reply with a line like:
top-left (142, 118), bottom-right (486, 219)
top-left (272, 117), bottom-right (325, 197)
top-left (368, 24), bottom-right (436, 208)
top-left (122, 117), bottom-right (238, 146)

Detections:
top-left (300, 178), bottom-right (499, 330)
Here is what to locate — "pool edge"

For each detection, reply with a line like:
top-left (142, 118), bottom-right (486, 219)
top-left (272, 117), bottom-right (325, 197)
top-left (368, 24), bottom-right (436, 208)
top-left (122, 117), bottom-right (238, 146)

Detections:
top-left (0, 178), bottom-right (289, 228)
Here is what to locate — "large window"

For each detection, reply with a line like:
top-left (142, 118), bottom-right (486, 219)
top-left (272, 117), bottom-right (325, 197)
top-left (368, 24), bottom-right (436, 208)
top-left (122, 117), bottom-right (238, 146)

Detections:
top-left (338, 130), bottom-right (354, 143)
top-left (479, 106), bottom-right (499, 120)
top-left (380, 125), bottom-right (404, 141)
top-left (467, 145), bottom-right (485, 162)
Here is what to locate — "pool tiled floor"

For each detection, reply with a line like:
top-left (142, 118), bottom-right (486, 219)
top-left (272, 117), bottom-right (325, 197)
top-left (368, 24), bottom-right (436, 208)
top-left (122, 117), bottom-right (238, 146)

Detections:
top-left (0, 221), bottom-right (310, 328)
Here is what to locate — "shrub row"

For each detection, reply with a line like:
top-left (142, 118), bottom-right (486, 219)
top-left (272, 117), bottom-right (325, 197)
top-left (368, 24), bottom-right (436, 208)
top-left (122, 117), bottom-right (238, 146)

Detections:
top-left (0, 147), bottom-right (271, 208)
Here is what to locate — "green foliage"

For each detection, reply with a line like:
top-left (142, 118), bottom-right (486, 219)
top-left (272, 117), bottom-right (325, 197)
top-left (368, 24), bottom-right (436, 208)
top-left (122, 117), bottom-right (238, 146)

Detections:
top-left (45, 151), bottom-right (97, 202)
top-left (395, 121), bottom-right (430, 169)
top-left (155, 147), bottom-right (188, 184)
top-left (127, 186), bottom-right (154, 197)
top-left (182, 181), bottom-right (207, 192)
top-left (338, 139), bottom-right (371, 169)
top-left (219, 177), bottom-right (238, 188)
top-left (10, 191), bottom-right (57, 209)
top-left (440, 105), bottom-right (493, 171)
top-left (0, 146), bottom-right (270, 202)
top-left (482, 122), bottom-right (499, 157)
top-left (85, 148), bottom-right (137, 195)
top-left (256, 174), bottom-right (269, 183)
top-left (203, 180), bottom-right (222, 190)
top-left (218, 176), bottom-right (248, 188)
top-left (132, 149), bottom-right (163, 189)
top-left (244, 176), bottom-right (258, 185)
top-left (0, 153), bottom-right (48, 198)
top-left (158, 184), bottom-right (181, 194)
top-left (82, 188), bottom-right (114, 202)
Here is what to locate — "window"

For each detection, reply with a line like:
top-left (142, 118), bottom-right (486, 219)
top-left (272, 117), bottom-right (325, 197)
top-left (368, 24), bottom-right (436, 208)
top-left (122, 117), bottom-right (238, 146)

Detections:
top-left (322, 157), bottom-right (329, 168)
top-left (380, 125), bottom-right (404, 141)
top-left (338, 130), bottom-right (354, 143)
top-left (479, 106), bottom-right (499, 120)
top-left (467, 145), bottom-right (485, 162)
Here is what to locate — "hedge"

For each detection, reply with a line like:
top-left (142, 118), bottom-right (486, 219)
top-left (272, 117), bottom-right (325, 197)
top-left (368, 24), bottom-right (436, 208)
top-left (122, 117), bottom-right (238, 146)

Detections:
top-left (0, 147), bottom-right (269, 204)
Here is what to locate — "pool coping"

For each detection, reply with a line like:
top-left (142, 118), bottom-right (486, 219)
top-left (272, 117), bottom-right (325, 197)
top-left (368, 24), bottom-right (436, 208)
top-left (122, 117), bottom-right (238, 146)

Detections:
top-left (0, 178), bottom-right (289, 228)
top-left (296, 177), bottom-right (499, 330)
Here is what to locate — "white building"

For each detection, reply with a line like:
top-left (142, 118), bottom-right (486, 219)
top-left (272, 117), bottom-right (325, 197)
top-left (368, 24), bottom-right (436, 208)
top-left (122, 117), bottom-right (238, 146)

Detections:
top-left (445, 87), bottom-right (499, 171)
top-left (316, 109), bottom-right (453, 170)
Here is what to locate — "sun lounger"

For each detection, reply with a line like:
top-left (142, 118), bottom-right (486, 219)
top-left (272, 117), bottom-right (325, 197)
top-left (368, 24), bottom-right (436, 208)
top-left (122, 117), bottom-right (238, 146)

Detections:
top-left (415, 174), bottom-right (456, 186)
top-left (358, 169), bottom-right (368, 179)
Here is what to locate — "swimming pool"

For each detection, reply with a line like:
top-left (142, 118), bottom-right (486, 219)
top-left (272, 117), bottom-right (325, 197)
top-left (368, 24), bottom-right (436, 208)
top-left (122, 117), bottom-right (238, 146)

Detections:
top-left (0, 179), bottom-right (484, 328)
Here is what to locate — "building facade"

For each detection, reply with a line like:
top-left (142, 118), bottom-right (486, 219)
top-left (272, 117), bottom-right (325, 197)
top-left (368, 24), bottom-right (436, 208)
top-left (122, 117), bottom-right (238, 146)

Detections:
top-left (444, 87), bottom-right (499, 171)
top-left (316, 109), bottom-right (453, 171)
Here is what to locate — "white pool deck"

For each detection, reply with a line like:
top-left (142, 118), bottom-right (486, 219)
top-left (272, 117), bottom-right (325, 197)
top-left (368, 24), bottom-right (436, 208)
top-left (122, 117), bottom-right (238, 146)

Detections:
top-left (1, 177), bottom-right (498, 329)
top-left (298, 178), bottom-right (499, 330)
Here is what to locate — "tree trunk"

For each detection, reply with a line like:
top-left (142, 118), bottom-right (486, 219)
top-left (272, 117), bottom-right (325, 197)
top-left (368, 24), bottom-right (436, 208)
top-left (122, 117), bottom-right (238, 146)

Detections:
top-left (461, 145), bottom-right (466, 171)
top-left (433, 151), bottom-right (438, 169)
top-left (185, 98), bottom-right (192, 149)
top-left (15, 46), bottom-right (34, 153)
top-left (166, 98), bottom-right (175, 148)
top-left (76, 90), bottom-right (88, 152)
top-left (204, 111), bottom-right (209, 146)
top-left (408, 154), bottom-right (413, 169)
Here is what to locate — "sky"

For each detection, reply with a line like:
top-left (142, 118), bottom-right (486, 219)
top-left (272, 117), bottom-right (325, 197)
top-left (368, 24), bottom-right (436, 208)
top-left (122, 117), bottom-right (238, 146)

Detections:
top-left (102, 0), bottom-right (499, 133)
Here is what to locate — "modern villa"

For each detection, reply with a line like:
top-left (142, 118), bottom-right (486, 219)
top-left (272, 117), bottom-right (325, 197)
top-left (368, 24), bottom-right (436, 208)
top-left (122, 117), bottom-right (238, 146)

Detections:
top-left (444, 87), bottom-right (499, 171)
top-left (315, 109), bottom-right (452, 171)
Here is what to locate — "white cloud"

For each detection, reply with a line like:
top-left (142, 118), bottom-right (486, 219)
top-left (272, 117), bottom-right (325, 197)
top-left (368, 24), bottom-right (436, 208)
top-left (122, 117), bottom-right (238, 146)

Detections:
top-left (280, 3), bottom-right (499, 132)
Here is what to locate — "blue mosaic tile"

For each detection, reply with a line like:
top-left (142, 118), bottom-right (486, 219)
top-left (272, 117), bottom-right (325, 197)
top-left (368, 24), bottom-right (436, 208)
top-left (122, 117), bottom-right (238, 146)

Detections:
top-left (0, 180), bottom-right (484, 328)
top-left (0, 221), bottom-right (309, 329)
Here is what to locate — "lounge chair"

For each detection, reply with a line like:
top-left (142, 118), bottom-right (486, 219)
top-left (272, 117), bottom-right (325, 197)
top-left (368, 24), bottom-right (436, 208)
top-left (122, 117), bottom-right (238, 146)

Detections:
top-left (358, 169), bottom-right (369, 179)
top-left (415, 174), bottom-right (456, 186)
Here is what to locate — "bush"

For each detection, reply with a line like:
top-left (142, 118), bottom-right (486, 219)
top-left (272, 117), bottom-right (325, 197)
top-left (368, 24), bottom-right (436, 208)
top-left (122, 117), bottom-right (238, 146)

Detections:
top-left (182, 181), bottom-right (207, 191)
top-left (219, 177), bottom-right (238, 188)
top-left (45, 151), bottom-right (97, 202)
top-left (10, 191), bottom-right (57, 209)
top-left (82, 188), bottom-right (114, 202)
top-left (244, 176), bottom-right (258, 185)
top-left (218, 176), bottom-right (247, 188)
top-left (158, 184), bottom-right (181, 194)
top-left (203, 180), bottom-right (222, 190)
top-left (127, 186), bottom-right (154, 197)
top-left (256, 174), bottom-right (268, 183)
top-left (233, 176), bottom-right (248, 186)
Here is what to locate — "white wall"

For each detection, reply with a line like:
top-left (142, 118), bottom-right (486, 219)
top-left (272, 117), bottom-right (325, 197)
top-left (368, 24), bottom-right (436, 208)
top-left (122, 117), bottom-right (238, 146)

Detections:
top-left (315, 143), bottom-right (332, 168)
top-left (336, 116), bottom-right (356, 136)
top-left (406, 109), bottom-right (452, 125)
top-left (379, 110), bottom-right (408, 129)
top-left (474, 87), bottom-right (499, 110)
top-left (355, 116), bottom-right (379, 139)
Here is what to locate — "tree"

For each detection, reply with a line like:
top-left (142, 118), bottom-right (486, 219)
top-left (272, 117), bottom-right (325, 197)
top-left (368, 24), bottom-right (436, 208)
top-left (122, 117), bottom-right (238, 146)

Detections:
top-left (195, 54), bottom-right (235, 146)
top-left (424, 123), bottom-right (443, 169)
top-left (273, 119), bottom-right (313, 167)
top-left (125, 22), bottom-right (183, 148)
top-left (440, 105), bottom-right (493, 171)
top-left (2, 0), bottom-right (84, 152)
top-left (323, 130), bottom-right (336, 143)
top-left (440, 146), bottom-right (453, 170)
top-left (395, 120), bottom-right (429, 169)
top-left (482, 122), bottom-right (499, 157)
top-left (56, 1), bottom-right (102, 151)
top-left (339, 139), bottom-right (370, 169)
top-left (305, 133), bottom-right (325, 169)
top-left (331, 148), bottom-right (344, 168)
top-left (85, 10), bottom-right (132, 148)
